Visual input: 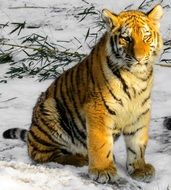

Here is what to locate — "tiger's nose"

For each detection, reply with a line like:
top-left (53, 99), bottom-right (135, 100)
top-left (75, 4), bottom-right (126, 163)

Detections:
top-left (133, 43), bottom-right (146, 62)
top-left (134, 54), bottom-right (145, 62)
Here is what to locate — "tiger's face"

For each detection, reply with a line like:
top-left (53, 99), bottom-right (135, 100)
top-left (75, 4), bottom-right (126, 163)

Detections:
top-left (102, 5), bottom-right (163, 68)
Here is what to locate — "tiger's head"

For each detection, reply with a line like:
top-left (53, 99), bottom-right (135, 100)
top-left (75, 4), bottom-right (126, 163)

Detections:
top-left (102, 5), bottom-right (163, 69)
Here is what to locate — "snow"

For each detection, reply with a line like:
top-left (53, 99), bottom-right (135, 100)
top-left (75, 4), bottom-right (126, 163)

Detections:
top-left (0, 0), bottom-right (171, 190)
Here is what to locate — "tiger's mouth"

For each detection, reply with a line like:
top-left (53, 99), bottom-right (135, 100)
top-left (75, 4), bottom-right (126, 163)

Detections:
top-left (122, 58), bottom-right (150, 69)
top-left (123, 55), bottom-right (151, 66)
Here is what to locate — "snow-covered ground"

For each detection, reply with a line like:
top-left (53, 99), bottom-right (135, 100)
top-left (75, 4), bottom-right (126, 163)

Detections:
top-left (0, 0), bottom-right (171, 190)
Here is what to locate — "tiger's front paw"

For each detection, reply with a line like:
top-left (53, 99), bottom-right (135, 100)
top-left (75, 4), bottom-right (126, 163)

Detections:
top-left (89, 166), bottom-right (120, 184)
top-left (129, 163), bottom-right (155, 183)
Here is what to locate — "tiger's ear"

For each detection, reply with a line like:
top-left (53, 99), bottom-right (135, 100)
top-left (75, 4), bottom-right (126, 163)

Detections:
top-left (102, 9), bottom-right (120, 31)
top-left (147, 4), bottom-right (163, 27)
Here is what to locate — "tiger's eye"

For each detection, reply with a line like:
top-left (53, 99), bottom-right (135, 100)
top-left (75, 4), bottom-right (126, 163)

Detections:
top-left (121, 35), bottom-right (131, 42)
top-left (123, 36), bottom-right (131, 42)
top-left (119, 36), bottom-right (131, 45)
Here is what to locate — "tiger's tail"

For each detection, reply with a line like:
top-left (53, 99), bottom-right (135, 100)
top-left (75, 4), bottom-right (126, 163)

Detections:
top-left (3, 128), bottom-right (28, 142)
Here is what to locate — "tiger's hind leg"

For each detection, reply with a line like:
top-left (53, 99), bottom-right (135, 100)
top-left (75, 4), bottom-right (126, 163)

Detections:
top-left (28, 96), bottom-right (88, 166)
top-left (28, 128), bottom-right (88, 166)
top-left (27, 128), bottom-right (60, 163)
top-left (27, 120), bottom-right (88, 166)
top-left (123, 124), bottom-right (155, 183)
top-left (52, 153), bottom-right (88, 167)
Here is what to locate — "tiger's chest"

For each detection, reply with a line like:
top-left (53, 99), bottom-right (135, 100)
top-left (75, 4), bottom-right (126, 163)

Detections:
top-left (102, 69), bottom-right (153, 130)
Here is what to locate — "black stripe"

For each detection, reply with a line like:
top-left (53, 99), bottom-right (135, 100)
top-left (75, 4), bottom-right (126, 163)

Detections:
top-left (78, 63), bottom-right (87, 104)
top-left (55, 98), bottom-right (75, 144)
top-left (32, 120), bottom-right (65, 147)
top-left (141, 94), bottom-right (150, 106)
top-left (11, 128), bottom-right (18, 138)
top-left (128, 147), bottom-right (137, 156)
top-left (99, 143), bottom-right (106, 150)
top-left (114, 70), bottom-right (131, 99)
top-left (104, 100), bottom-right (116, 114)
top-left (75, 65), bottom-right (82, 104)
top-left (126, 67), bottom-right (153, 83)
top-left (113, 133), bottom-right (121, 141)
top-left (70, 70), bottom-right (86, 131)
top-left (29, 130), bottom-right (56, 148)
top-left (138, 19), bottom-right (146, 26)
top-left (90, 50), bottom-right (95, 86)
top-left (3, 128), bottom-right (27, 142)
top-left (70, 68), bottom-right (86, 129)
top-left (28, 137), bottom-right (56, 154)
top-left (140, 147), bottom-right (143, 158)
top-left (65, 71), bottom-right (73, 101)
top-left (101, 95), bottom-right (116, 115)
top-left (110, 36), bottom-right (115, 55)
top-left (79, 58), bottom-right (89, 100)
top-left (114, 35), bottom-right (118, 53)
top-left (106, 150), bottom-right (111, 158)
top-left (85, 59), bottom-right (89, 88)
top-left (125, 109), bottom-right (149, 128)
top-left (86, 52), bottom-right (96, 91)
top-left (59, 76), bottom-right (87, 147)
top-left (114, 35), bottom-right (120, 58)
top-left (110, 36), bottom-right (120, 59)
top-left (60, 77), bottom-right (76, 129)
top-left (123, 126), bottom-right (145, 136)
top-left (100, 58), bottom-right (123, 106)
top-left (140, 86), bottom-right (148, 94)
top-left (146, 68), bottom-right (153, 81)
top-left (82, 59), bottom-right (90, 104)
top-left (28, 131), bottom-right (71, 159)
top-left (97, 84), bottom-right (116, 115)
top-left (135, 67), bottom-right (153, 83)
top-left (3, 128), bottom-right (17, 139)
top-left (38, 114), bottom-right (73, 146)
top-left (3, 129), bottom-right (11, 139)
top-left (124, 16), bottom-right (144, 27)
top-left (60, 148), bottom-right (71, 155)
top-left (39, 103), bottom-right (49, 116)
top-left (132, 87), bottom-right (137, 97)
top-left (106, 56), bottom-right (116, 73)
top-left (71, 122), bottom-right (86, 147)
top-left (123, 17), bottom-right (146, 30)
top-left (20, 130), bottom-right (27, 141)
top-left (150, 45), bottom-right (155, 48)
top-left (124, 21), bottom-right (131, 28)
top-left (53, 79), bottom-right (58, 98)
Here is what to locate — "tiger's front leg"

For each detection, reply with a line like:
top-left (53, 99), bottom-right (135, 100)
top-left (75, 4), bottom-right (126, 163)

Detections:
top-left (85, 103), bottom-right (119, 184)
top-left (123, 115), bottom-right (155, 183)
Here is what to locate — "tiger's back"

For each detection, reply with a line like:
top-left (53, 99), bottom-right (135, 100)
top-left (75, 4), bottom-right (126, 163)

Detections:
top-left (3, 5), bottom-right (163, 184)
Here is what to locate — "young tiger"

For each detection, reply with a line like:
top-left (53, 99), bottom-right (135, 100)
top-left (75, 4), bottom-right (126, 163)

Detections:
top-left (3, 4), bottom-right (163, 184)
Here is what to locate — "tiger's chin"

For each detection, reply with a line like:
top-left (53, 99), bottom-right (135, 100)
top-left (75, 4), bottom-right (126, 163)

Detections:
top-left (125, 57), bottom-right (155, 67)
top-left (120, 60), bottom-right (153, 73)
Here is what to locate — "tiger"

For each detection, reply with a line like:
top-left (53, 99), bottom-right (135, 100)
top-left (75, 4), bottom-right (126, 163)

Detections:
top-left (3, 4), bottom-right (163, 184)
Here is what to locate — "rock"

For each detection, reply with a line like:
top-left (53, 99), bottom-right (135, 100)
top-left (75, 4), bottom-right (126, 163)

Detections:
top-left (163, 117), bottom-right (171, 130)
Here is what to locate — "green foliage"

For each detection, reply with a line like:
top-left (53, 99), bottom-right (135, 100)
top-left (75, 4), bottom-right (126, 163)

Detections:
top-left (0, 33), bottom-right (86, 81)
top-left (0, 51), bottom-right (13, 64)
top-left (0, 2), bottom-right (103, 82)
